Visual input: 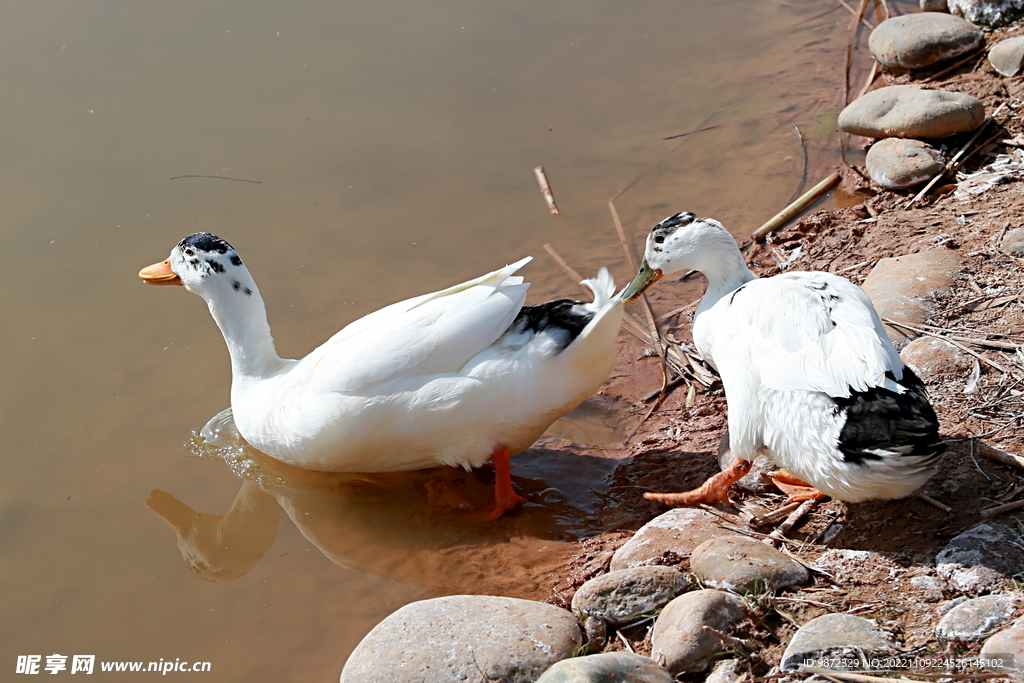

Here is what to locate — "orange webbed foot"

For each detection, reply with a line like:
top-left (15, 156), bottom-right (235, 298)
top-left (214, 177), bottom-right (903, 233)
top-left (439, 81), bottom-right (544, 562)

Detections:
top-left (482, 445), bottom-right (525, 521)
top-left (644, 457), bottom-right (752, 507)
top-left (769, 470), bottom-right (828, 502)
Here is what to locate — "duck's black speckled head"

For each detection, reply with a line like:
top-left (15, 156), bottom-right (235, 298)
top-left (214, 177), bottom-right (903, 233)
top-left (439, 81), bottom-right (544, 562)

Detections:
top-left (140, 232), bottom-right (254, 298)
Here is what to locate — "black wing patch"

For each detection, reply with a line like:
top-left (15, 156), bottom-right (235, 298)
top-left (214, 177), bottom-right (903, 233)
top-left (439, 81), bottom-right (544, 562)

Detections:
top-left (831, 368), bottom-right (945, 465)
top-left (507, 299), bottom-right (594, 353)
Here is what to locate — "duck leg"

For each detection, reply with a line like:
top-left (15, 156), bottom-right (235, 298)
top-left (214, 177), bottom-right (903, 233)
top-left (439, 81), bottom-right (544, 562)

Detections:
top-left (483, 445), bottom-right (526, 521)
top-left (644, 457), bottom-right (752, 506)
top-left (768, 470), bottom-right (828, 502)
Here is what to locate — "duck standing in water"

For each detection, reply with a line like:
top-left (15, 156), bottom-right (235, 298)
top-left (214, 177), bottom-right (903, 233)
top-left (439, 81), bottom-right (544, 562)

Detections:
top-left (140, 233), bottom-right (623, 520)
top-left (622, 212), bottom-right (944, 505)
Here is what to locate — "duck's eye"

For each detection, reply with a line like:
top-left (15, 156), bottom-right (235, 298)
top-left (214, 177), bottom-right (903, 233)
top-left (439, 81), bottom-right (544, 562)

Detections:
top-left (185, 249), bottom-right (195, 257)
top-left (653, 235), bottom-right (665, 244)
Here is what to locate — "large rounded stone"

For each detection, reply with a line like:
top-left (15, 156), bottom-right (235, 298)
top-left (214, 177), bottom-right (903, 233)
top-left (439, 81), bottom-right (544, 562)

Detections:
top-left (340, 595), bottom-right (581, 683)
top-left (936, 594), bottom-right (1020, 642)
top-left (866, 138), bottom-right (946, 189)
top-left (650, 590), bottom-right (747, 674)
top-left (936, 523), bottom-right (1024, 594)
top-left (689, 535), bottom-right (809, 593)
top-left (536, 653), bottom-right (674, 683)
top-left (781, 614), bottom-right (896, 671)
top-left (869, 13), bottom-right (983, 69)
top-left (949, 0), bottom-right (1024, 27)
top-left (901, 337), bottom-right (971, 381)
top-left (861, 249), bottom-right (962, 349)
top-left (990, 36), bottom-right (1024, 76)
top-left (838, 86), bottom-right (985, 139)
top-left (571, 566), bottom-right (689, 625)
top-left (981, 620), bottom-right (1024, 674)
top-left (1002, 227), bottom-right (1024, 254)
top-left (610, 507), bottom-right (735, 571)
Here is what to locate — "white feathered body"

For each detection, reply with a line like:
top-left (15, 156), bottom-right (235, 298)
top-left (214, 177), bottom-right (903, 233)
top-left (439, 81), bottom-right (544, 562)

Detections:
top-left (210, 256), bottom-right (622, 473)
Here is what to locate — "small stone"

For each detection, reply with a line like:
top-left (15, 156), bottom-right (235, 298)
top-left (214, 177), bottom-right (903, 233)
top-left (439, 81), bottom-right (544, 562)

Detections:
top-left (922, 0), bottom-right (949, 10)
top-left (901, 337), bottom-right (971, 381)
top-left (866, 138), bottom-right (945, 189)
top-left (1001, 227), bottom-right (1024, 254)
top-left (936, 594), bottom-right (1021, 642)
top-left (949, 0), bottom-right (1024, 27)
top-left (610, 508), bottom-right (736, 571)
top-left (981, 621), bottom-right (1024, 674)
top-left (936, 522), bottom-right (1024, 595)
top-left (705, 658), bottom-right (745, 683)
top-left (861, 249), bottom-right (962, 349)
top-left (571, 566), bottom-right (689, 626)
top-left (838, 86), bottom-right (985, 139)
top-left (340, 595), bottom-right (581, 683)
top-left (989, 36), bottom-right (1024, 76)
top-left (869, 13), bottom-right (983, 69)
top-left (583, 615), bottom-right (607, 651)
top-left (650, 589), bottom-right (747, 674)
top-left (781, 613), bottom-right (897, 671)
top-left (536, 652), bottom-right (674, 683)
top-left (690, 536), bottom-right (809, 593)
top-left (910, 574), bottom-right (946, 591)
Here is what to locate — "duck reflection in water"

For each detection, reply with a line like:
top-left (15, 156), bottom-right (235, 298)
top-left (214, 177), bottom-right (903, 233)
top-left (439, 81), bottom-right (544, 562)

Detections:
top-left (147, 406), bottom-right (627, 598)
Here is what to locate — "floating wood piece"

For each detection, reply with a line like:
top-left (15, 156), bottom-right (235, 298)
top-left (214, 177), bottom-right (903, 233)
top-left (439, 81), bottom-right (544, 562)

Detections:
top-left (751, 172), bottom-right (841, 242)
top-left (534, 166), bottom-right (560, 215)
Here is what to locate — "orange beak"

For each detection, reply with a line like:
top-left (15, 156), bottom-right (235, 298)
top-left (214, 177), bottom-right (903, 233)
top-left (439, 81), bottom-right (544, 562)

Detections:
top-left (139, 259), bottom-right (183, 286)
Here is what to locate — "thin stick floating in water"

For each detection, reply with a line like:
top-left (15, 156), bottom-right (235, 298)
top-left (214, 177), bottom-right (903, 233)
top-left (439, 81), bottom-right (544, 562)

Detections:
top-left (170, 175), bottom-right (262, 184)
top-left (534, 166), bottom-right (560, 215)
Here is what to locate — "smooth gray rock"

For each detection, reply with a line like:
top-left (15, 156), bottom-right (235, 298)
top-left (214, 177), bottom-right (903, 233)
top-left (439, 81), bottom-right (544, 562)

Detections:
top-left (610, 507), bottom-right (735, 571)
top-left (340, 595), bottom-right (581, 683)
top-left (571, 566), bottom-right (689, 626)
top-left (901, 337), bottom-right (971, 382)
top-left (950, 0), bottom-right (1024, 26)
top-left (869, 14), bottom-right (983, 69)
top-left (838, 86), bottom-right (985, 139)
top-left (861, 249), bottom-right (962, 349)
top-left (989, 36), bottom-right (1024, 76)
top-left (981, 620), bottom-right (1024, 673)
top-left (781, 613), bottom-right (897, 671)
top-left (690, 535), bottom-right (809, 593)
top-left (936, 594), bottom-right (1021, 642)
top-left (866, 138), bottom-right (945, 189)
top-left (705, 658), bottom-right (745, 683)
top-left (936, 522), bottom-right (1024, 594)
top-left (910, 574), bottom-right (946, 591)
top-left (651, 590), bottom-right (747, 675)
top-left (536, 653), bottom-right (674, 683)
top-left (1002, 227), bottom-right (1024, 254)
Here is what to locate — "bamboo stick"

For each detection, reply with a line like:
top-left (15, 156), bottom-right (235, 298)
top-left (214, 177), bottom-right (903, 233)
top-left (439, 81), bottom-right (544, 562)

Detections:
top-left (534, 166), bottom-right (560, 215)
top-left (751, 172), bottom-right (841, 241)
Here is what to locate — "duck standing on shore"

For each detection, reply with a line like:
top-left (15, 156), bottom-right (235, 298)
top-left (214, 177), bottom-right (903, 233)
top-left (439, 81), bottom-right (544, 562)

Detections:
top-left (140, 232), bottom-right (624, 520)
top-left (622, 212), bottom-right (944, 505)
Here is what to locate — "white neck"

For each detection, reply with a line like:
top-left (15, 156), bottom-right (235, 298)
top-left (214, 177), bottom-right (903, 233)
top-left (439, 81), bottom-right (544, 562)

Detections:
top-left (693, 235), bottom-right (757, 315)
top-left (203, 282), bottom-right (283, 380)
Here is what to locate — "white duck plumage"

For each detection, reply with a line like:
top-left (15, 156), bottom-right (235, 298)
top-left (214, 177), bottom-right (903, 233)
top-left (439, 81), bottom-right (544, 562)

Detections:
top-left (141, 232), bottom-right (624, 518)
top-left (623, 212), bottom-right (944, 503)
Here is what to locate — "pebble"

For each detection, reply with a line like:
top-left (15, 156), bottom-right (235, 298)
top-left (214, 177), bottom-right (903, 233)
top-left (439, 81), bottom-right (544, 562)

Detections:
top-left (900, 337), bottom-right (971, 382)
top-left (861, 249), bottom-right (962, 349)
top-left (838, 86), bottom-right (985, 139)
top-left (989, 36), bottom-right (1024, 76)
top-left (535, 652), bottom-right (673, 683)
top-left (340, 595), bottom-right (581, 683)
top-left (865, 138), bottom-right (945, 189)
top-left (936, 522), bottom-right (1024, 594)
top-left (936, 594), bottom-right (1021, 642)
top-left (705, 658), bottom-right (745, 683)
top-left (869, 13), bottom-right (983, 69)
top-left (981, 619), bottom-right (1024, 674)
top-left (609, 507), bottom-right (735, 571)
top-left (909, 574), bottom-right (946, 592)
top-left (1001, 226), bottom-right (1024, 254)
top-left (571, 566), bottom-right (689, 626)
top-left (690, 535), bottom-right (809, 593)
top-left (780, 613), bottom-right (897, 671)
top-left (650, 589), bottom-right (747, 675)
top-left (949, 0), bottom-right (1024, 27)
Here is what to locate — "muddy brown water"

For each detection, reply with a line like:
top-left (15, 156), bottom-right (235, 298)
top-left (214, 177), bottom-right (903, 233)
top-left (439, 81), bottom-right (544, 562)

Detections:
top-left (0, 0), bottom-right (857, 679)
